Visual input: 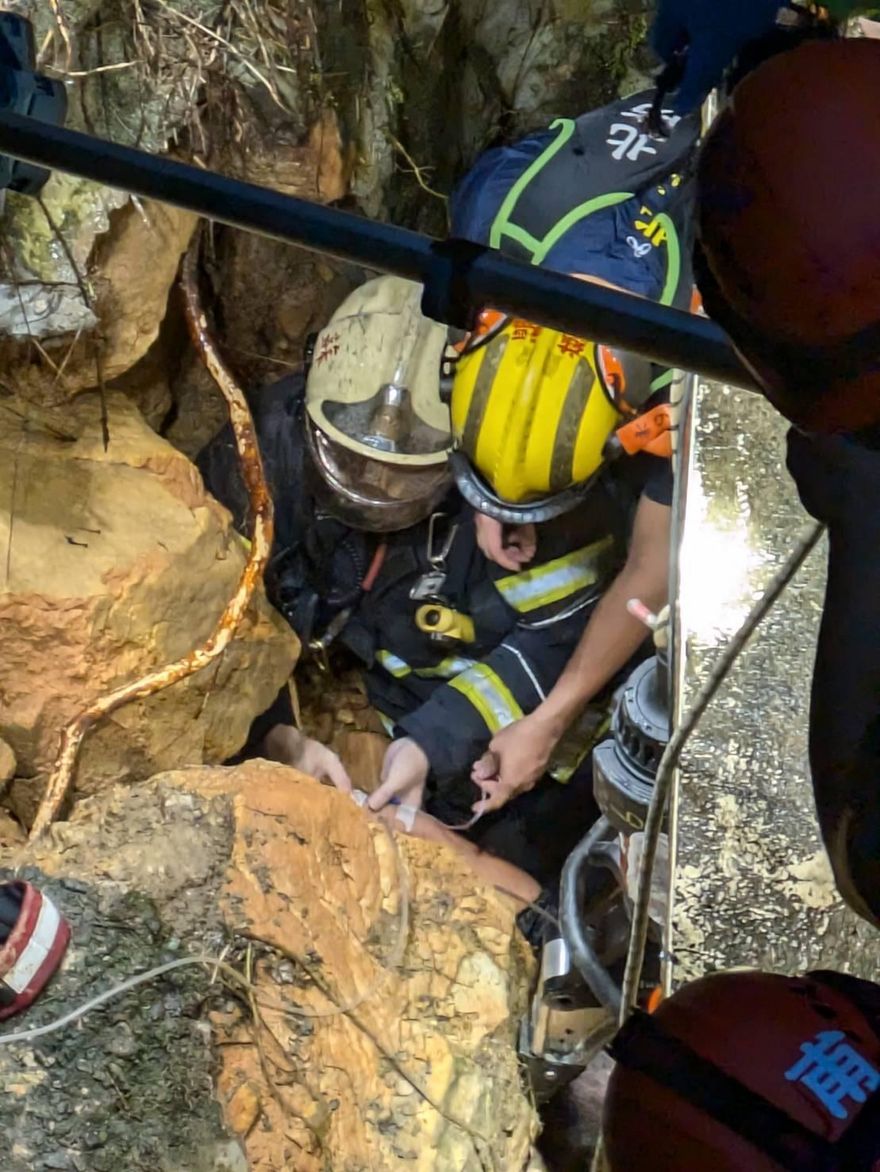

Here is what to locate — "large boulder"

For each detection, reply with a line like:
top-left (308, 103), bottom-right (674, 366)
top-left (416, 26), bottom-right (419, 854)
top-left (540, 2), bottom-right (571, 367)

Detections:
top-left (0, 391), bottom-right (297, 824)
top-left (4, 761), bottom-right (540, 1171)
top-left (0, 192), bottom-right (198, 401)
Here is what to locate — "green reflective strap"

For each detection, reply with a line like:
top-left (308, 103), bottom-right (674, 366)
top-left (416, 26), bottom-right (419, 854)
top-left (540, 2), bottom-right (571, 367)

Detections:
top-left (530, 191), bottom-right (633, 267)
top-left (489, 118), bottom-right (576, 253)
top-left (448, 663), bottom-right (524, 734)
top-left (655, 212), bottom-right (680, 307)
top-left (649, 368), bottom-right (678, 393)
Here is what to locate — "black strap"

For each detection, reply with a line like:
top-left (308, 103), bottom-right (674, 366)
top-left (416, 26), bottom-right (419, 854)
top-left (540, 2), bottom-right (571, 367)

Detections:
top-left (609, 1010), bottom-right (839, 1171)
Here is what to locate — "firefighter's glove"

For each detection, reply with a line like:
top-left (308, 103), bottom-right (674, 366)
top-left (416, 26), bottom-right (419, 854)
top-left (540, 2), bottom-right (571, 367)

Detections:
top-left (367, 738), bottom-right (429, 813)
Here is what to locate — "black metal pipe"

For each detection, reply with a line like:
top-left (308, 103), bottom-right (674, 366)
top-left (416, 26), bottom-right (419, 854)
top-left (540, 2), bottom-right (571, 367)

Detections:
top-left (0, 109), bottom-right (759, 389)
top-left (559, 816), bottom-right (623, 1014)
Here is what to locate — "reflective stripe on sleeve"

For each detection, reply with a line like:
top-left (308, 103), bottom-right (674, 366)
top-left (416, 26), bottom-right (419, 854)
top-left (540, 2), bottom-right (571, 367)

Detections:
top-left (448, 662), bottom-right (524, 733)
top-left (495, 536), bottom-right (614, 614)
top-left (376, 650), bottom-right (411, 679)
top-left (413, 656), bottom-right (478, 680)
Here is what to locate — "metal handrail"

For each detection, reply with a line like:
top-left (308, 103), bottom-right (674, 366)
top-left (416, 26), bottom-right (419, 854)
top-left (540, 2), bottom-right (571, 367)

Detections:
top-left (0, 109), bottom-right (758, 389)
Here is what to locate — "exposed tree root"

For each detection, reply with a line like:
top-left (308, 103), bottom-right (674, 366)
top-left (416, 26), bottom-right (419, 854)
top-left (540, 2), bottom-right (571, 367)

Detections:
top-left (26, 234), bottom-right (273, 844)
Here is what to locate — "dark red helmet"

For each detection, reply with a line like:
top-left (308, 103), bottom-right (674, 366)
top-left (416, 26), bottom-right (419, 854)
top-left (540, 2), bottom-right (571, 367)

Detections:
top-left (602, 969), bottom-right (880, 1171)
top-left (696, 38), bottom-right (880, 434)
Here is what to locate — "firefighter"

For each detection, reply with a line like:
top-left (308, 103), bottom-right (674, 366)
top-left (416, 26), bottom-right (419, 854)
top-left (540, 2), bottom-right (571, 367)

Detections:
top-left (440, 89), bottom-right (701, 810)
top-left (200, 274), bottom-right (664, 926)
top-left (199, 90), bottom-right (700, 932)
top-left (693, 34), bottom-right (880, 930)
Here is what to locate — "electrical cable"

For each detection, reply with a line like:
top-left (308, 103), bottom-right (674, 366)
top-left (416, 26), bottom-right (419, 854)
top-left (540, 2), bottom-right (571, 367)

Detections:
top-left (0, 818), bottom-right (409, 1046)
top-left (619, 519), bottom-right (826, 1024)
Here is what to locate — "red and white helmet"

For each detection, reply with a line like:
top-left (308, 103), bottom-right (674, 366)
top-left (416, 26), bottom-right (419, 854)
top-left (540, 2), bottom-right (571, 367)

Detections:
top-left (603, 969), bottom-right (880, 1171)
top-left (0, 881), bottom-right (70, 1022)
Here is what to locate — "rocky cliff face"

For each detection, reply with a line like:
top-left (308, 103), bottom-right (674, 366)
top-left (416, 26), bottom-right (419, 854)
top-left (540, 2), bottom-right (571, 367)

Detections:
top-left (0, 5), bottom-right (651, 1164)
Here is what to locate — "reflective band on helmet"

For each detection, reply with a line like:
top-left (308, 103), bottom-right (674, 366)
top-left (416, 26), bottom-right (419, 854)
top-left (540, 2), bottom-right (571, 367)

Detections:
top-left (376, 650), bottom-right (411, 679)
top-left (2, 897), bottom-right (61, 996)
top-left (449, 663), bottom-right (524, 733)
top-left (414, 656), bottom-right (478, 680)
top-left (496, 536), bottom-right (614, 614)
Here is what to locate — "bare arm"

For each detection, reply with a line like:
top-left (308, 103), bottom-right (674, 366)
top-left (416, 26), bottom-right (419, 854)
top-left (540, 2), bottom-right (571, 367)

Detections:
top-left (475, 495), bottom-right (671, 808)
top-left (376, 805), bottom-right (542, 908)
top-left (538, 495), bottom-right (670, 736)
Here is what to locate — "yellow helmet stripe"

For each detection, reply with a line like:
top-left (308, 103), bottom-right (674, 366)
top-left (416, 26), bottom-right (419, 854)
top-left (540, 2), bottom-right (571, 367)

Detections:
top-left (512, 327), bottom-right (560, 498)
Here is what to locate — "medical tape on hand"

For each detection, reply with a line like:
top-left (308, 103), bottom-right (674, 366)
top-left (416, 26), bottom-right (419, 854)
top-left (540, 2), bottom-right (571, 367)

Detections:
top-left (351, 788), bottom-right (418, 832)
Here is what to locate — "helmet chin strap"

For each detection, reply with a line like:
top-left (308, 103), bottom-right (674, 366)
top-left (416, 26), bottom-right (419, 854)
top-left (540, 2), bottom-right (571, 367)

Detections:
top-left (449, 450), bottom-right (599, 525)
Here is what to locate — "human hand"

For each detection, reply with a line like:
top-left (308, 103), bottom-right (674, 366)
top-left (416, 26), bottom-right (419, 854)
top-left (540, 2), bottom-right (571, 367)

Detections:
top-left (649, 0), bottom-right (780, 114)
top-left (469, 712), bottom-right (560, 814)
top-left (474, 512), bottom-right (536, 572)
top-left (262, 724), bottom-right (352, 791)
top-left (367, 737), bottom-right (430, 812)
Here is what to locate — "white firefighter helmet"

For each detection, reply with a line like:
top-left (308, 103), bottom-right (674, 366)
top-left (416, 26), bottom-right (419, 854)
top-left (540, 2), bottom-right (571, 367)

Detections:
top-left (305, 275), bottom-right (454, 531)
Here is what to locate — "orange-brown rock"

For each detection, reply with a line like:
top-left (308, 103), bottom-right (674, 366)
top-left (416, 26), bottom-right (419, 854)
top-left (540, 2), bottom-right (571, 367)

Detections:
top-left (0, 393), bottom-right (297, 823)
top-left (24, 761), bottom-right (540, 1170)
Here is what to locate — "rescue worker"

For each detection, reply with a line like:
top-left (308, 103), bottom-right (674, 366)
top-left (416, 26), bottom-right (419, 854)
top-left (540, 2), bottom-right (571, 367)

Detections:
top-left (694, 33), bottom-right (880, 932)
top-left (201, 275), bottom-right (659, 925)
top-left (602, 966), bottom-right (880, 1170)
top-left (200, 90), bottom-right (700, 935)
top-left (437, 90), bottom-right (701, 809)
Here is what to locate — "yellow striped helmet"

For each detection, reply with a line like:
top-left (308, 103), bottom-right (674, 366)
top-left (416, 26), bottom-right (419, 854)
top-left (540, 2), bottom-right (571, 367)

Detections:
top-left (450, 314), bottom-right (645, 523)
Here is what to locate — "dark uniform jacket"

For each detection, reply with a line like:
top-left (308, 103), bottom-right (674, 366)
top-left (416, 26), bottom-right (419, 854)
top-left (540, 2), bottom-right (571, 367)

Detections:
top-left (199, 90), bottom-right (688, 805)
top-left (198, 374), bottom-right (670, 798)
top-left (451, 89), bottom-right (700, 308)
